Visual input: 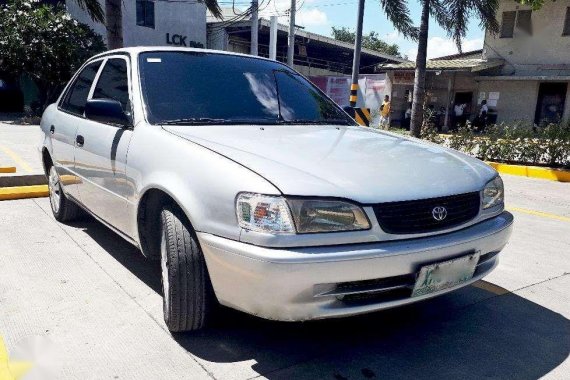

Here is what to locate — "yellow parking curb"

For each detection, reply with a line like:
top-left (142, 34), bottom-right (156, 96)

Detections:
top-left (486, 162), bottom-right (570, 182)
top-left (0, 166), bottom-right (17, 173)
top-left (0, 185), bottom-right (49, 201)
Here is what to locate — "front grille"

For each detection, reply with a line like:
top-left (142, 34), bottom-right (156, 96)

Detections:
top-left (373, 192), bottom-right (480, 234)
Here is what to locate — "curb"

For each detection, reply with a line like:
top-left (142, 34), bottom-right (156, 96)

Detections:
top-left (0, 174), bottom-right (49, 201)
top-left (0, 174), bottom-right (47, 188)
top-left (0, 185), bottom-right (49, 201)
top-left (487, 162), bottom-right (570, 182)
top-left (0, 166), bottom-right (17, 173)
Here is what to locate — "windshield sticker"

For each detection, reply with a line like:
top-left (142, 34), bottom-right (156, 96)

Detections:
top-left (146, 58), bottom-right (162, 63)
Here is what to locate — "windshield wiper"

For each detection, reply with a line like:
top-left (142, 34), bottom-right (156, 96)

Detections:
top-left (278, 119), bottom-right (352, 125)
top-left (160, 117), bottom-right (229, 125)
top-left (161, 118), bottom-right (284, 125)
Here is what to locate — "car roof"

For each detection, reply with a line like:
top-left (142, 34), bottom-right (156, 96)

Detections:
top-left (91, 46), bottom-right (277, 63)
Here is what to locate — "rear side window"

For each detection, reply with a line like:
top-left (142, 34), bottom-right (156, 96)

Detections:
top-left (61, 61), bottom-right (101, 115)
top-left (92, 58), bottom-right (130, 110)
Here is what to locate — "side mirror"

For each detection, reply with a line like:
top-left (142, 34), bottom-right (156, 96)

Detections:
top-left (85, 98), bottom-right (131, 127)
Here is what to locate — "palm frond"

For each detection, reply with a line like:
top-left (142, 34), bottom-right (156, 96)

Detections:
top-left (471, 0), bottom-right (500, 35)
top-left (72, 0), bottom-right (105, 23)
top-left (203, 0), bottom-right (223, 19)
top-left (378, 0), bottom-right (418, 40)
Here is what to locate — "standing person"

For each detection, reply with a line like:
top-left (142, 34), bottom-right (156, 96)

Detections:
top-left (475, 100), bottom-right (489, 132)
top-left (379, 95), bottom-right (391, 129)
top-left (403, 102), bottom-right (412, 130)
top-left (453, 102), bottom-right (466, 129)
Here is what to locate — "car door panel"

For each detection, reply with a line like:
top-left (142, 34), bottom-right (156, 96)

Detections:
top-left (74, 57), bottom-right (134, 235)
top-left (52, 60), bottom-right (103, 200)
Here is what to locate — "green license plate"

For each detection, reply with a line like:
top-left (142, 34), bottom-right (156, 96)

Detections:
top-left (412, 252), bottom-right (480, 297)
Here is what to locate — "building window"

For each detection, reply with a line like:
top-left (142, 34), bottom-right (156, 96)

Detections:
top-left (136, 0), bottom-right (155, 29)
top-left (563, 7), bottom-right (570, 36)
top-left (500, 10), bottom-right (533, 38)
top-left (516, 10), bottom-right (532, 36)
top-left (500, 11), bottom-right (516, 38)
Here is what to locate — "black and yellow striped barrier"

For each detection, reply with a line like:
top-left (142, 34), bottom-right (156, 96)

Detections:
top-left (354, 107), bottom-right (371, 126)
top-left (349, 83), bottom-right (358, 107)
top-left (344, 106), bottom-right (371, 127)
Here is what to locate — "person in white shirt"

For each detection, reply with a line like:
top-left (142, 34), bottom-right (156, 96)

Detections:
top-left (453, 103), bottom-right (466, 130)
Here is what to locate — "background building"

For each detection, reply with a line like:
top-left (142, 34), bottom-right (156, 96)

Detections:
top-left (66, 0), bottom-right (207, 48)
top-left (379, 0), bottom-right (570, 128)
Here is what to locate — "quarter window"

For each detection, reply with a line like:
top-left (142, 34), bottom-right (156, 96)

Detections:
top-left (92, 58), bottom-right (130, 111)
top-left (136, 0), bottom-right (155, 28)
top-left (563, 7), bottom-right (570, 36)
top-left (61, 61), bottom-right (102, 115)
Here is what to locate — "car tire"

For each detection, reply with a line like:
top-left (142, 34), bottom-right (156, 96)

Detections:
top-left (48, 166), bottom-right (80, 222)
top-left (160, 204), bottom-right (213, 332)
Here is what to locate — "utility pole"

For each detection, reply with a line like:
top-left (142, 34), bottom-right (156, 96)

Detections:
top-left (349, 0), bottom-right (365, 107)
top-left (251, 0), bottom-right (259, 56)
top-left (269, 16), bottom-right (278, 60)
top-left (287, 0), bottom-right (296, 66)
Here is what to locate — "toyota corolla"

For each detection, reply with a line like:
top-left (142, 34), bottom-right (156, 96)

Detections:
top-left (40, 47), bottom-right (513, 331)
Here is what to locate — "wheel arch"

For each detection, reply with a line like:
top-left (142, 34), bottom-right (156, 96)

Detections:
top-left (136, 186), bottom-right (197, 260)
top-left (42, 146), bottom-right (53, 176)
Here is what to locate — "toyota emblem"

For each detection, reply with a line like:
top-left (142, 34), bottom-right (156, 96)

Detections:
top-left (432, 206), bottom-right (447, 221)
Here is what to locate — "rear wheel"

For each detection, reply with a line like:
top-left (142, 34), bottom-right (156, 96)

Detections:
top-left (48, 166), bottom-right (80, 222)
top-left (160, 204), bottom-right (213, 331)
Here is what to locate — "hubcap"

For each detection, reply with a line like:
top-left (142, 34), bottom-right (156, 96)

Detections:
top-left (48, 167), bottom-right (61, 214)
top-left (160, 228), bottom-right (170, 315)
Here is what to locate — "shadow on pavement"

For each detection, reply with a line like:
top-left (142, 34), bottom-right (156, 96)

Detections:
top-left (76, 216), bottom-right (570, 380)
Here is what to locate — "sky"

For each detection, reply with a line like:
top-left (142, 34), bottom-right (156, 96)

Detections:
top-left (254, 0), bottom-right (486, 59)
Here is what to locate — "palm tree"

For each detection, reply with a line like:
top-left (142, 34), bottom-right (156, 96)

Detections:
top-left (407, 0), bottom-right (500, 137)
top-left (71, 0), bottom-right (223, 50)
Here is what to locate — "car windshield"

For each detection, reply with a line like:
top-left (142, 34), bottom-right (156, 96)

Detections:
top-left (138, 51), bottom-right (355, 126)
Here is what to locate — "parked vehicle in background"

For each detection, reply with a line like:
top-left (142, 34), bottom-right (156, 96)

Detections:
top-left (40, 47), bottom-right (513, 331)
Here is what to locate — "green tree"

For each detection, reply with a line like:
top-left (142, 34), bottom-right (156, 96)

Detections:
top-left (331, 26), bottom-right (404, 58)
top-left (0, 0), bottom-right (106, 110)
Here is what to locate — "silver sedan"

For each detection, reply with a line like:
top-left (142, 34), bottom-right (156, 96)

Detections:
top-left (40, 47), bottom-right (513, 331)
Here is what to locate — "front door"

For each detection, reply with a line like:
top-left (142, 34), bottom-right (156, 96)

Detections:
top-left (535, 82), bottom-right (567, 125)
top-left (74, 57), bottom-right (134, 235)
top-left (53, 60), bottom-right (103, 200)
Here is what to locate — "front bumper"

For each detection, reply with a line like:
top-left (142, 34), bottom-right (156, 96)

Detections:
top-left (198, 211), bottom-right (513, 321)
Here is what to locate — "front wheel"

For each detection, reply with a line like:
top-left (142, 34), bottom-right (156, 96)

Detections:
top-left (48, 166), bottom-right (80, 222)
top-left (160, 205), bottom-right (213, 332)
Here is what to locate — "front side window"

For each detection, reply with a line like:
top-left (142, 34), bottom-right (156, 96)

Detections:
top-left (136, 0), bottom-right (155, 28)
top-left (138, 52), bottom-right (354, 126)
top-left (61, 61), bottom-right (102, 115)
top-left (92, 58), bottom-right (130, 111)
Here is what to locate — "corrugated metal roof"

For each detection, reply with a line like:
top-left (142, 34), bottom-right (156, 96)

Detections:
top-left (378, 58), bottom-right (504, 72)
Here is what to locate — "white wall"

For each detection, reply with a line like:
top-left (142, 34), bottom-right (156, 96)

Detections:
top-left (484, 0), bottom-right (570, 75)
top-left (65, 0), bottom-right (207, 48)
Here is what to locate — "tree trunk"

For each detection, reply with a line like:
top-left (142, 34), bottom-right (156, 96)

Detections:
top-left (410, 0), bottom-right (430, 138)
top-left (105, 0), bottom-right (123, 49)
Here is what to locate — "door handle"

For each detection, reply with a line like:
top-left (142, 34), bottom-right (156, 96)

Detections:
top-left (76, 135), bottom-right (84, 147)
top-left (49, 125), bottom-right (55, 134)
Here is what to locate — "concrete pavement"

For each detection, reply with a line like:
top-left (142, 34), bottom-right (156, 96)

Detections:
top-left (0, 121), bottom-right (44, 176)
top-left (0, 175), bottom-right (568, 379)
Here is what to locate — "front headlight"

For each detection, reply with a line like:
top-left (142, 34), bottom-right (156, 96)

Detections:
top-left (236, 193), bottom-right (370, 234)
top-left (287, 198), bottom-right (370, 233)
top-left (482, 176), bottom-right (504, 209)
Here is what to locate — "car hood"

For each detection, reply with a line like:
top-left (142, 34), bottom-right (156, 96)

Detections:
top-left (163, 124), bottom-right (496, 203)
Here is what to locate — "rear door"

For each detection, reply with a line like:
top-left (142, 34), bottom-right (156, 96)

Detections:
top-left (53, 60), bottom-right (103, 200)
top-left (74, 56), bottom-right (134, 234)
